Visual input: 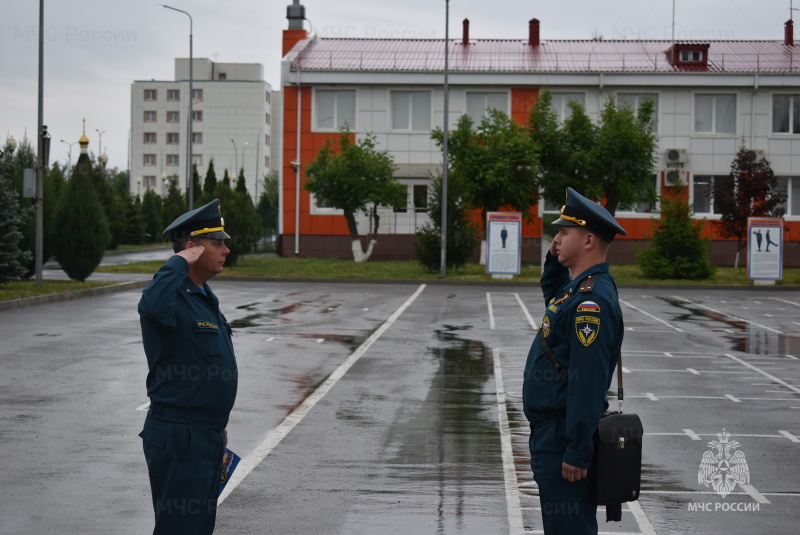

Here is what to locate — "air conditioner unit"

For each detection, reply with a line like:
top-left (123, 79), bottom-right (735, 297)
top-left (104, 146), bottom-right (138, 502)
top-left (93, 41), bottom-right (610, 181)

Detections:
top-left (665, 148), bottom-right (688, 164)
top-left (745, 149), bottom-right (765, 162)
top-left (665, 169), bottom-right (686, 185)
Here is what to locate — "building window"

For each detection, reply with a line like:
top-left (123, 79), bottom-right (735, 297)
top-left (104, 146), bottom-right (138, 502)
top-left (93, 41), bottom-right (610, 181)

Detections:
top-left (144, 89), bottom-right (157, 101)
top-left (192, 154), bottom-right (202, 167)
top-left (143, 132), bottom-right (156, 144)
top-left (143, 154), bottom-right (156, 166)
top-left (144, 176), bottom-right (156, 189)
top-left (391, 91), bottom-right (431, 131)
top-left (167, 89), bottom-right (180, 101)
top-left (695, 94), bottom-right (736, 134)
top-left (265, 91), bottom-right (271, 103)
top-left (144, 111), bottom-right (157, 123)
top-left (191, 133), bottom-right (202, 144)
top-left (776, 177), bottom-right (799, 216)
top-left (617, 175), bottom-right (659, 213)
top-left (693, 175), bottom-right (732, 214)
top-left (413, 184), bottom-right (429, 212)
top-left (192, 110), bottom-right (202, 122)
top-left (618, 93), bottom-right (659, 131)
top-left (167, 133), bottom-right (179, 145)
top-left (167, 154), bottom-right (179, 166)
top-left (265, 113), bottom-right (271, 125)
top-left (167, 111), bottom-right (179, 123)
top-left (466, 92), bottom-right (507, 123)
top-left (265, 156), bottom-right (271, 168)
top-left (551, 93), bottom-right (586, 122)
top-left (192, 88), bottom-right (203, 101)
top-left (772, 94), bottom-right (800, 134)
top-left (315, 89), bottom-right (356, 130)
top-left (218, 73), bottom-right (227, 80)
top-left (680, 50), bottom-right (704, 62)
top-left (265, 134), bottom-right (271, 146)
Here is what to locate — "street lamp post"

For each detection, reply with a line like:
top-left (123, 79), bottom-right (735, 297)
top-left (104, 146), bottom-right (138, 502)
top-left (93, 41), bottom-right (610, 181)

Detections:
top-left (440, 0), bottom-right (450, 278)
top-left (95, 128), bottom-right (105, 163)
top-left (60, 139), bottom-right (77, 171)
top-left (162, 172), bottom-right (169, 196)
top-left (163, 4), bottom-right (193, 209)
top-left (230, 139), bottom-right (238, 173)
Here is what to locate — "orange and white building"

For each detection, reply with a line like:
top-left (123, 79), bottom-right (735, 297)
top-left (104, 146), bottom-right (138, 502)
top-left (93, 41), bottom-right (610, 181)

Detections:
top-left (279, 1), bottom-right (800, 266)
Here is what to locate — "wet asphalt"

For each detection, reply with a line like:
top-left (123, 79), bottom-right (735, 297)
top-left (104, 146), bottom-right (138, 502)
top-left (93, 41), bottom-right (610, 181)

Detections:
top-left (1, 256), bottom-right (799, 534)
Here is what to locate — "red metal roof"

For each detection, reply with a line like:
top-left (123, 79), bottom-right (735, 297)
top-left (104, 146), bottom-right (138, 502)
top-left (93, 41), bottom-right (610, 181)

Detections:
top-left (292, 38), bottom-right (800, 73)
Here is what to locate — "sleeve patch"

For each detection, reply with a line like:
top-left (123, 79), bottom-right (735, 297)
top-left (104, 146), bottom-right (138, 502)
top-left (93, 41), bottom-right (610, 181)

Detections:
top-left (575, 316), bottom-right (600, 346)
top-left (577, 301), bottom-right (601, 313)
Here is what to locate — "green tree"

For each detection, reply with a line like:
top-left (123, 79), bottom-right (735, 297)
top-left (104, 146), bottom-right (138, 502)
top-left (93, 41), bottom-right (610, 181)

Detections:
top-left (637, 186), bottom-right (714, 280)
top-left (432, 109), bottom-right (538, 263)
top-left (414, 172), bottom-right (479, 272)
top-left (214, 183), bottom-right (261, 266)
top-left (52, 164), bottom-right (110, 282)
top-left (187, 163), bottom-right (202, 208)
top-left (203, 159), bottom-right (218, 200)
top-left (123, 195), bottom-right (146, 245)
top-left (141, 189), bottom-right (164, 243)
top-left (0, 141), bottom-right (32, 284)
top-left (257, 170), bottom-right (280, 241)
top-left (529, 90), bottom-right (658, 216)
top-left (162, 177), bottom-right (187, 233)
top-left (305, 127), bottom-right (406, 262)
top-left (236, 168), bottom-right (247, 194)
top-left (713, 146), bottom-right (787, 267)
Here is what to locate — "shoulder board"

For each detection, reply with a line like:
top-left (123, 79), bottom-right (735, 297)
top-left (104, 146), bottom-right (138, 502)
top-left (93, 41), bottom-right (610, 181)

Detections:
top-left (578, 275), bottom-right (596, 293)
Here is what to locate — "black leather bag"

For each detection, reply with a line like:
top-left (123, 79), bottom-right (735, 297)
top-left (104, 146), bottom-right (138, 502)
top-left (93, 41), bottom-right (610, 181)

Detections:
top-left (591, 411), bottom-right (643, 505)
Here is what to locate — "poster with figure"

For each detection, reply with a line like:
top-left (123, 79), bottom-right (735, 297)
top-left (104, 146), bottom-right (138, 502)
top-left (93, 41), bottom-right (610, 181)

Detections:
top-left (486, 212), bottom-right (522, 275)
top-left (747, 217), bottom-right (783, 280)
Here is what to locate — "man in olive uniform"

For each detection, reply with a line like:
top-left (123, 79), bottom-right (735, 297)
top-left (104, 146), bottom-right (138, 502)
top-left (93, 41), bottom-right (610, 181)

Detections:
top-left (138, 198), bottom-right (238, 534)
top-left (523, 187), bottom-right (627, 534)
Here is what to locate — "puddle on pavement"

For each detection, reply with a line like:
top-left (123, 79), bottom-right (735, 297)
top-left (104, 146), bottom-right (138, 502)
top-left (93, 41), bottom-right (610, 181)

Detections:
top-left (658, 296), bottom-right (800, 355)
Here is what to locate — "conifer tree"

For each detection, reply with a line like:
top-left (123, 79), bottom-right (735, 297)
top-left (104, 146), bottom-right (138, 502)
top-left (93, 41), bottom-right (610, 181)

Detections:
top-left (0, 151), bottom-right (32, 283)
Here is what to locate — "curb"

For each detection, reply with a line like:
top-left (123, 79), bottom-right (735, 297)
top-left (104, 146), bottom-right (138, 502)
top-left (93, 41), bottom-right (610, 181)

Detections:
top-left (2, 277), bottom-right (797, 312)
top-left (0, 280), bottom-right (150, 311)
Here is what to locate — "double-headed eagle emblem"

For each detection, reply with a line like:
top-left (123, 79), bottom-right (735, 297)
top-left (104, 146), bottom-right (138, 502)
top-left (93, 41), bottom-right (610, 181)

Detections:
top-left (697, 429), bottom-right (750, 498)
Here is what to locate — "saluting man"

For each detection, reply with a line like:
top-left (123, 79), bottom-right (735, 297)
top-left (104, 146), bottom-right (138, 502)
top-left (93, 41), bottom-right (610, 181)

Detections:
top-left (523, 187), bottom-right (627, 534)
top-left (138, 198), bottom-right (238, 534)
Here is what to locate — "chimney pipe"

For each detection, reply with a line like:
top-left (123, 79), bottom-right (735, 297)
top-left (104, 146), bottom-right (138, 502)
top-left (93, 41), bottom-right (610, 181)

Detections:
top-left (786, 19), bottom-right (794, 46)
top-left (529, 18), bottom-right (540, 47)
top-left (462, 18), bottom-right (469, 46)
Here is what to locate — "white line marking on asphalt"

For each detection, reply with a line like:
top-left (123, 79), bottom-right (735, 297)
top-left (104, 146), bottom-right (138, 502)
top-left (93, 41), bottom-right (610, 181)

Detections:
top-left (620, 298), bottom-right (683, 332)
top-left (492, 349), bottom-right (525, 535)
top-left (646, 393), bottom-right (659, 401)
top-left (664, 352), bottom-right (673, 357)
top-left (779, 430), bottom-right (800, 442)
top-left (674, 296), bottom-right (782, 334)
top-left (622, 366), bottom-right (631, 374)
top-left (786, 354), bottom-right (798, 360)
top-left (628, 499), bottom-right (658, 535)
top-left (487, 293), bottom-right (496, 330)
top-left (724, 353), bottom-right (800, 395)
top-left (514, 293), bottom-right (538, 330)
top-left (683, 429), bottom-right (702, 440)
top-left (726, 394), bottom-right (742, 403)
top-left (218, 284), bottom-right (427, 504)
top-left (740, 484), bottom-right (771, 504)
top-left (136, 402), bottom-right (150, 411)
top-left (687, 368), bottom-right (700, 375)
top-left (265, 337), bottom-right (274, 342)
top-left (315, 338), bottom-right (324, 343)
top-left (772, 297), bottom-right (800, 307)
top-left (764, 314), bottom-right (773, 317)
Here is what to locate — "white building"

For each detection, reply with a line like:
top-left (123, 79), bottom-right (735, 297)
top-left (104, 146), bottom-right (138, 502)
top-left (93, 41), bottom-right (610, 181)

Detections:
top-left (130, 58), bottom-right (275, 200)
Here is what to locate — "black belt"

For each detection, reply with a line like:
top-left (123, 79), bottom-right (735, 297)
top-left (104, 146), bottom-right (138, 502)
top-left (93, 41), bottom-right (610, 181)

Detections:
top-left (148, 402), bottom-right (228, 430)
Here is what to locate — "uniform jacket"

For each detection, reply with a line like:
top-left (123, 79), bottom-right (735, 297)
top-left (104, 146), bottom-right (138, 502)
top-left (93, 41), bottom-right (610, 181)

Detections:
top-left (139, 255), bottom-right (238, 428)
top-left (523, 252), bottom-right (623, 468)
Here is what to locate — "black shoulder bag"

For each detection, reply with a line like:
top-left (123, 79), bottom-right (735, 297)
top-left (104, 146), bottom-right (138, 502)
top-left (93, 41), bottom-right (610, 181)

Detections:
top-left (540, 340), bottom-right (643, 505)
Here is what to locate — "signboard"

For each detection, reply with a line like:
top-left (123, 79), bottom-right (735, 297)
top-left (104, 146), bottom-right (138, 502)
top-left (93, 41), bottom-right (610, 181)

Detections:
top-left (747, 217), bottom-right (783, 280)
top-left (486, 212), bottom-right (522, 275)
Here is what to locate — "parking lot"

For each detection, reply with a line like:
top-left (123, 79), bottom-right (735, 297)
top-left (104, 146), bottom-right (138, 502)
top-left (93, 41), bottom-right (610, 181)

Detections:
top-left (1, 280), bottom-right (798, 534)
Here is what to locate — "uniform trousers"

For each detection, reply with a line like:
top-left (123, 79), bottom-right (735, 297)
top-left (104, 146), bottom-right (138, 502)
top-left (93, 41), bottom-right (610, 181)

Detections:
top-left (140, 408), bottom-right (226, 535)
top-left (529, 417), bottom-right (598, 535)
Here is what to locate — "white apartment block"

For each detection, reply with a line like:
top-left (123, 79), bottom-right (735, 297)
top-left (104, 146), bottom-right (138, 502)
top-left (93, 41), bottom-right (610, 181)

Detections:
top-left (130, 58), bottom-right (274, 200)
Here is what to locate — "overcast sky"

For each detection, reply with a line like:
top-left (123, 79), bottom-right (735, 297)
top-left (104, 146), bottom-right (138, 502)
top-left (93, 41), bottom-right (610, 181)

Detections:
top-left (1, 0), bottom-right (792, 171)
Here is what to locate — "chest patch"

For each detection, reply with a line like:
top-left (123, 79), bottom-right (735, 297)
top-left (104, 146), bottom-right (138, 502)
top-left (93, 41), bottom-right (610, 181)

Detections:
top-left (194, 319), bottom-right (220, 332)
top-left (541, 315), bottom-right (551, 338)
top-left (575, 316), bottom-right (600, 346)
top-left (577, 301), bottom-right (601, 313)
